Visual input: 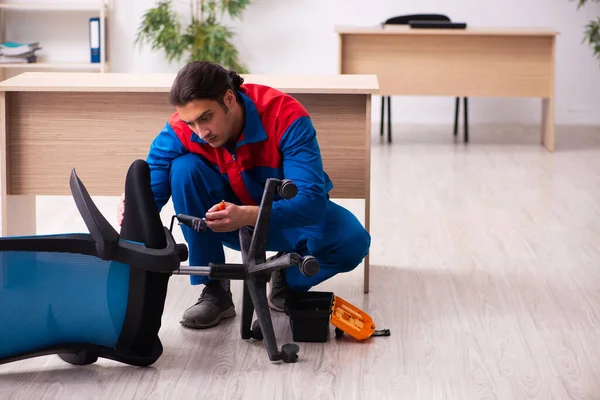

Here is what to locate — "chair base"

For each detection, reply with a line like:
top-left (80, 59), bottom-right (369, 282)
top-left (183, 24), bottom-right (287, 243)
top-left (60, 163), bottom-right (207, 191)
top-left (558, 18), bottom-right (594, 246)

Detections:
top-left (173, 178), bottom-right (320, 364)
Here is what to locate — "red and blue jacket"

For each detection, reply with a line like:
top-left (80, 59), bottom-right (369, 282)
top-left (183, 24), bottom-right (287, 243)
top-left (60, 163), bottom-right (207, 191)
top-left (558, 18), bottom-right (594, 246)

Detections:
top-left (146, 83), bottom-right (333, 229)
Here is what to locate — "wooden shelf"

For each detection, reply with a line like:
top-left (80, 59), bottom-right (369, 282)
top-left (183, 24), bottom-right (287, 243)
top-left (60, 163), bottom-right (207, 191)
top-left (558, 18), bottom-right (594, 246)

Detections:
top-left (0, 2), bottom-right (106, 11)
top-left (0, 2), bottom-right (110, 74)
top-left (0, 62), bottom-right (104, 71)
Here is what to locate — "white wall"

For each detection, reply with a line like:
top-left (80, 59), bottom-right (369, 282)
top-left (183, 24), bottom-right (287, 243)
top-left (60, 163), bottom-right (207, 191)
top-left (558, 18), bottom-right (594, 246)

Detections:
top-left (5, 0), bottom-right (600, 125)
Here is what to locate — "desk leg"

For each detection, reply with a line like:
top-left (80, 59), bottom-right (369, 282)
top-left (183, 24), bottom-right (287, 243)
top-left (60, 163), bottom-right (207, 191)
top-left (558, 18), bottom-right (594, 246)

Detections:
top-left (0, 92), bottom-right (37, 237)
top-left (1, 195), bottom-right (36, 236)
top-left (363, 253), bottom-right (370, 294)
top-left (363, 204), bottom-right (370, 294)
top-left (541, 97), bottom-right (555, 152)
top-left (364, 95), bottom-right (371, 294)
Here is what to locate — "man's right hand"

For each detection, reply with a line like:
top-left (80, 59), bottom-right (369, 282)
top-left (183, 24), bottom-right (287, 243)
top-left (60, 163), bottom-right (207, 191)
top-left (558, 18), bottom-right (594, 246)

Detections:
top-left (117, 193), bottom-right (125, 226)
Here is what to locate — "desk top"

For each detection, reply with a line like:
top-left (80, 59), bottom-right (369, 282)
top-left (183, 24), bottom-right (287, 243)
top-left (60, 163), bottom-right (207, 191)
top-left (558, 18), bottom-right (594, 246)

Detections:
top-left (0, 72), bottom-right (379, 94)
top-left (335, 25), bottom-right (560, 36)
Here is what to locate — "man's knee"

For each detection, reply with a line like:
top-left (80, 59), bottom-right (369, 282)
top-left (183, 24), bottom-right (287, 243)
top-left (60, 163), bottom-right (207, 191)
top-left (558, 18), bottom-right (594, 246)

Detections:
top-left (337, 224), bottom-right (370, 272)
top-left (307, 216), bottom-right (371, 273)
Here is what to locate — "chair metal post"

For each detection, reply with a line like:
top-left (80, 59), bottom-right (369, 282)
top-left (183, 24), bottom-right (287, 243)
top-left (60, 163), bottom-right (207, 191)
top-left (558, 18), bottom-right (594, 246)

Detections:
top-left (239, 226), bottom-right (255, 340)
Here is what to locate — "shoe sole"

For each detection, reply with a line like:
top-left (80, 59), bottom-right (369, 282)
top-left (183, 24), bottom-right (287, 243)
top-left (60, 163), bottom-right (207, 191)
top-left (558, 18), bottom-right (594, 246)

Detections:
top-left (267, 297), bottom-right (285, 313)
top-left (180, 306), bottom-right (236, 329)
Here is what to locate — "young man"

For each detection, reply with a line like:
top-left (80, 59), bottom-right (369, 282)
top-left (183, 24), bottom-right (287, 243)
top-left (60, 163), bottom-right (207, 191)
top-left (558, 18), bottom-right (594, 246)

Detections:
top-left (117, 61), bottom-right (370, 329)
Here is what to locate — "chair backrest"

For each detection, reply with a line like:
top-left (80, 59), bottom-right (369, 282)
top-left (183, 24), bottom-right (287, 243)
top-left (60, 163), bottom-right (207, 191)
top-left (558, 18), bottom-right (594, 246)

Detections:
top-left (0, 159), bottom-right (184, 367)
top-left (384, 14), bottom-right (451, 25)
top-left (112, 159), bottom-right (173, 363)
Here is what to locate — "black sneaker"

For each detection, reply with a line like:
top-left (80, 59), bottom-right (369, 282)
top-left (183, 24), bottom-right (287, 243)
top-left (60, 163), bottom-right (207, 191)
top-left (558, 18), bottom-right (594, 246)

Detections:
top-left (268, 267), bottom-right (294, 312)
top-left (180, 279), bottom-right (236, 329)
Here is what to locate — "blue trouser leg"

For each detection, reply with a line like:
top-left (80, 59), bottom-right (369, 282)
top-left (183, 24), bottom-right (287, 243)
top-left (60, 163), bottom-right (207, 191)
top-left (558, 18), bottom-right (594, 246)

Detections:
top-left (170, 153), bottom-right (241, 285)
top-left (274, 200), bottom-right (371, 292)
top-left (170, 153), bottom-right (371, 290)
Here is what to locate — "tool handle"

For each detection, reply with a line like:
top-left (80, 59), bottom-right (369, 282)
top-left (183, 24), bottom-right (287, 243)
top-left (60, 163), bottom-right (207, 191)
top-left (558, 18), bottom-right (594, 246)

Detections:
top-left (175, 214), bottom-right (207, 233)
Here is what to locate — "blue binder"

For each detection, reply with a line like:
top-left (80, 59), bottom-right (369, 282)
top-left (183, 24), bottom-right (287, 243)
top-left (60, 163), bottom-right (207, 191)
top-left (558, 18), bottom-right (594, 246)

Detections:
top-left (89, 17), bottom-right (100, 63)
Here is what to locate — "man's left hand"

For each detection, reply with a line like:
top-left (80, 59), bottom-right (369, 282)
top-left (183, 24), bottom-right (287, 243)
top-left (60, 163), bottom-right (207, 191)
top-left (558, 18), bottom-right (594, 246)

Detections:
top-left (205, 202), bottom-right (259, 232)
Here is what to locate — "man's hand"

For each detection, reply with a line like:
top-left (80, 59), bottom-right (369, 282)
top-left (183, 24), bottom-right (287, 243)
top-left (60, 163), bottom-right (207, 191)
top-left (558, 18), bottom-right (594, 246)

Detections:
top-left (117, 193), bottom-right (125, 226)
top-left (204, 201), bottom-right (259, 232)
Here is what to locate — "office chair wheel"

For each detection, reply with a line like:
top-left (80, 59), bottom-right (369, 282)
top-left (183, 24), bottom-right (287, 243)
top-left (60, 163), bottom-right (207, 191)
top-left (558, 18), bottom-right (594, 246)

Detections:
top-left (251, 319), bottom-right (263, 341)
top-left (277, 179), bottom-right (298, 199)
top-left (58, 349), bottom-right (99, 366)
top-left (281, 343), bottom-right (299, 363)
top-left (300, 256), bottom-right (319, 277)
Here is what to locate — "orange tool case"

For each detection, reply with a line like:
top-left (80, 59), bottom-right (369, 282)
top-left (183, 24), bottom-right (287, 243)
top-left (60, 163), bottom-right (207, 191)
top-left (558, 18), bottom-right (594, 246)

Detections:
top-left (331, 295), bottom-right (390, 340)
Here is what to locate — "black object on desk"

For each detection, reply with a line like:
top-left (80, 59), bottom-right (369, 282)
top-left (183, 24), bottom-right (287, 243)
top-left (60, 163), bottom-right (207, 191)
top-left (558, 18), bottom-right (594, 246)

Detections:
top-left (409, 20), bottom-right (467, 29)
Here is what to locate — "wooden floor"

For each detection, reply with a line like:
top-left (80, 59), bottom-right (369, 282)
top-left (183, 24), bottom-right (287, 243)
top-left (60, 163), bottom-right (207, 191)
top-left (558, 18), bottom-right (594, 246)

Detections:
top-left (2, 124), bottom-right (600, 399)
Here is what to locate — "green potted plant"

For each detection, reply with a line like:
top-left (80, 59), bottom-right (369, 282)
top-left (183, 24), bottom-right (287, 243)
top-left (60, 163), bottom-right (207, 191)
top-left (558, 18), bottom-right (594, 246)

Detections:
top-left (574, 0), bottom-right (600, 62)
top-left (134, 0), bottom-right (250, 72)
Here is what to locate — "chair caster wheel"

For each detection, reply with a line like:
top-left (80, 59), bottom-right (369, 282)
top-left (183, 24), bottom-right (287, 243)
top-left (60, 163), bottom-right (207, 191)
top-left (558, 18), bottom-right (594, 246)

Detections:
top-left (300, 256), bottom-right (319, 277)
top-left (251, 320), bottom-right (263, 340)
top-left (278, 179), bottom-right (298, 199)
top-left (281, 343), bottom-right (299, 363)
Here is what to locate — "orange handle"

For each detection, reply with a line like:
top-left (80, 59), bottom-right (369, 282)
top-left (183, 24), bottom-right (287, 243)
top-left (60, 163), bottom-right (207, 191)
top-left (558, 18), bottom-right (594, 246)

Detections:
top-left (218, 200), bottom-right (226, 211)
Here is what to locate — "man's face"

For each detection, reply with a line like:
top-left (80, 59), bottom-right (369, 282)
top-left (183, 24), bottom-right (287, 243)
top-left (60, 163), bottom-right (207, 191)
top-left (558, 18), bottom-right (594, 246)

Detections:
top-left (176, 90), bottom-right (237, 148)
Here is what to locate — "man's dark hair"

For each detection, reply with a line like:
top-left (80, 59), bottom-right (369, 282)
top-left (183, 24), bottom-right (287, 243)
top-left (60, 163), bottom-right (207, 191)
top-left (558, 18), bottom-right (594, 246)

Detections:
top-left (169, 61), bottom-right (244, 108)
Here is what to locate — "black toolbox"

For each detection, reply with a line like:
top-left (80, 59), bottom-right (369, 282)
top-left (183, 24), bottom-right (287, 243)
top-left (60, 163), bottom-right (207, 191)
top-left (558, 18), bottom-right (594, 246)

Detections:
top-left (284, 291), bottom-right (334, 342)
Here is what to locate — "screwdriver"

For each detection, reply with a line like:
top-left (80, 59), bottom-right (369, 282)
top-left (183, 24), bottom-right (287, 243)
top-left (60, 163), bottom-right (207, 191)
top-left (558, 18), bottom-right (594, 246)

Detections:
top-left (171, 200), bottom-right (226, 233)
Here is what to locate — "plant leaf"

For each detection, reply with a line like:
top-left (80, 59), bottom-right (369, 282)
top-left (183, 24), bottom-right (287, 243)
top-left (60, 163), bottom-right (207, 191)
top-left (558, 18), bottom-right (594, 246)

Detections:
top-left (583, 17), bottom-right (600, 62)
top-left (220, 0), bottom-right (251, 19)
top-left (134, 0), bottom-right (185, 63)
top-left (134, 0), bottom-right (250, 71)
top-left (571, 0), bottom-right (600, 10)
top-left (186, 20), bottom-right (248, 72)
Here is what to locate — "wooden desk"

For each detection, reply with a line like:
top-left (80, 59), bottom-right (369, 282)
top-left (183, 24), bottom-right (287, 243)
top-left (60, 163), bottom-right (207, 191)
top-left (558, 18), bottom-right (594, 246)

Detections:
top-left (336, 25), bottom-right (559, 151)
top-left (0, 72), bottom-right (379, 293)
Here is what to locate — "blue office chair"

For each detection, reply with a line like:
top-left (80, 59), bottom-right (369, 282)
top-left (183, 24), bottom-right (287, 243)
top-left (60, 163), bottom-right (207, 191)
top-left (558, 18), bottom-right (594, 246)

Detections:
top-left (0, 159), bottom-right (319, 366)
top-left (380, 14), bottom-right (469, 144)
